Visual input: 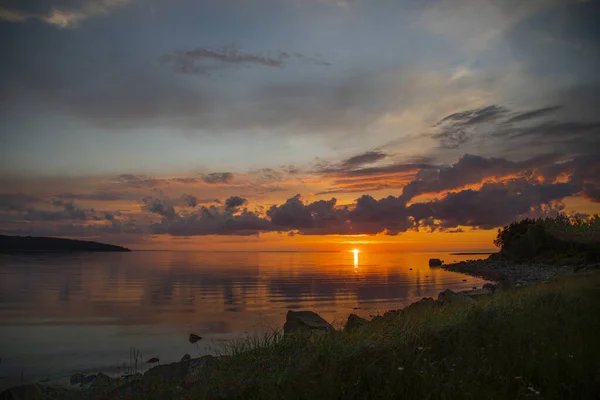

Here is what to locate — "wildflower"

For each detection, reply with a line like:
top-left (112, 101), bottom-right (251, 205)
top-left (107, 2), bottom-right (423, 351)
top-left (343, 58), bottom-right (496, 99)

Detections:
top-left (397, 367), bottom-right (404, 371)
top-left (418, 346), bottom-right (424, 350)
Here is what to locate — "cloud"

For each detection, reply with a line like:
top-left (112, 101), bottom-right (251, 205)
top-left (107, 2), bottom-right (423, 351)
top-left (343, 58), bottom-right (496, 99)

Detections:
top-left (57, 191), bottom-right (127, 201)
top-left (224, 196), bottom-right (248, 211)
top-left (202, 173), bottom-right (234, 184)
top-left (341, 151), bottom-right (388, 168)
top-left (181, 194), bottom-right (198, 208)
top-left (399, 153), bottom-right (563, 202)
top-left (0, 0), bottom-right (130, 28)
top-left (504, 105), bottom-right (562, 123)
top-left (0, 193), bottom-right (40, 211)
top-left (435, 105), bottom-right (508, 127)
top-left (116, 174), bottom-right (165, 189)
top-left (162, 46), bottom-right (330, 76)
top-left (151, 206), bottom-right (273, 236)
top-left (267, 195), bottom-right (350, 234)
top-left (25, 200), bottom-right (90, 221)
top-left (419, 179), bottom-right (581, 229)
top-left (141, 197), bottom-right (178, 221)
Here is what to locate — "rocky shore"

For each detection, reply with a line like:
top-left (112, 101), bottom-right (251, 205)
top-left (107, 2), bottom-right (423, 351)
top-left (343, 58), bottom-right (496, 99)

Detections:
top-left (441, 257), bottom-right (583, 286)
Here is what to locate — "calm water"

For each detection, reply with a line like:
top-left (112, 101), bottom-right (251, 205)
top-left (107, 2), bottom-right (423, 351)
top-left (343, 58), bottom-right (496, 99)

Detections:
top-left (0, 251), bottom-right (489, 388)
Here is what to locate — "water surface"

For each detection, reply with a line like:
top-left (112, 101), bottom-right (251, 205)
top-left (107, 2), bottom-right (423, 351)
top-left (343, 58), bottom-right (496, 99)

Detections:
top-left (0, 250), bottom-right (488, 388)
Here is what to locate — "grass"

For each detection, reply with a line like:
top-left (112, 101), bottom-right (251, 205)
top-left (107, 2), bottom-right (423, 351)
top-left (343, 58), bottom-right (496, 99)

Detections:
top-left (74, 273), bottom-right (600, 399)
top-left (174, 272), bottom-right (600, 400)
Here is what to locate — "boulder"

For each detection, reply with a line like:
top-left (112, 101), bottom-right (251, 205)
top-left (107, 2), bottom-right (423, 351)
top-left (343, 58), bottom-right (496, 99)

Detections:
top-left (405, 297), bottom-right (436, 312)
top-left (89, 373), bottom-right (116, 390)
top-left (343, 314), bottom-right (369, 332)
top-left (437, 289), bottom-right (475, 305)
top-left (482, 283), bottom-right (496, 292)
top-left (429, 258), bottom-right (443, 267)
top-left (283, 311), bottom-right (333, 335)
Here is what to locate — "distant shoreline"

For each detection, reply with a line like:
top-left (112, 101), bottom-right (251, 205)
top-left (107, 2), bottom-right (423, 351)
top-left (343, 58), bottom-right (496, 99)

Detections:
top-left (0, 235), bottom-right (131, 253)
top-left (449, 252), bottom-right (496, 255)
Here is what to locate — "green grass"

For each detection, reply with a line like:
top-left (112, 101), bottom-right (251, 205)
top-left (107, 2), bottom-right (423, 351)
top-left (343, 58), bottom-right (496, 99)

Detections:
top-left (179, 272), bottom-right (600, 400)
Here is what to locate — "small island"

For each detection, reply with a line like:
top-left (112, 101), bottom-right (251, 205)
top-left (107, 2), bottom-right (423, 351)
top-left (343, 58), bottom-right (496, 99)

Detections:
top-left (0, 235), bottom-right (131, 253)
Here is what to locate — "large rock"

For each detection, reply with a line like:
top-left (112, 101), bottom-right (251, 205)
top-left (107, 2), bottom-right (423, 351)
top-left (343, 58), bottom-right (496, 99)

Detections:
top-left (437, 289), bottom-right (475, 305)
top-left (405, 297), bottom-right (437, 312)
top-left (283, 311), bottom-right (333, 335)
top-left (429, 258), bottom-right (443, 267)
top-left (344, 314), bottom-right (369, 332)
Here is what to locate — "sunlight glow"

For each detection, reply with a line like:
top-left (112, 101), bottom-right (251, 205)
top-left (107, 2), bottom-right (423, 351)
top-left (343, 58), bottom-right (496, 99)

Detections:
top-left (350, 248), bottom-right (360, 271)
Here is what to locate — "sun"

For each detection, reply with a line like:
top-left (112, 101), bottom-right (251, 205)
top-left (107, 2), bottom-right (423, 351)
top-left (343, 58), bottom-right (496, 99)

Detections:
top-left (350, 248), bottom-right (360, 255)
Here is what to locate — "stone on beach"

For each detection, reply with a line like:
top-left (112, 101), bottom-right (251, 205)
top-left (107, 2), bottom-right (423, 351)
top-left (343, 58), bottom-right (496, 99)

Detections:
top-left (189, 333), bottom-right (202, 343)
top-left (283, 310), bottom-right (333, 335)
top-left (429, 258), bottom-right (443, 267)
top-left (344, 314), bottom-right (369, 332)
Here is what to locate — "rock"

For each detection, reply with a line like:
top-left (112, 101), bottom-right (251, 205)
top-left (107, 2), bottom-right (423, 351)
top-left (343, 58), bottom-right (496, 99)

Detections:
top-left (0, 384), bottom-right (43, 400)
top-left (429, 258), bottom-right (443, 267)
top-left (283, 311), bottom-right (333, 335)
top-left (189, 333), bottom-right (202, 343)
top-left (181, 354), bottom-right (191, 362)
top-left (482, 283), bottom-right (496, 292)
top-left (437, 289), bottom-right (475, 305)
top-left (89, 372), bottom-right (115, 390)
top-left (70, 373), bottom-right (86, 385)
top-left (405, 297), bottom-right (436, 312)
top-left (344, 314), bottom-right (369, 332)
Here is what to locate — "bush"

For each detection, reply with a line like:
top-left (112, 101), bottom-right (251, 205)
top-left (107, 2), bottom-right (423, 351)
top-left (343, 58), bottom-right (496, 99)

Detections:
top-left (494, 214), bottom-right (600, 263)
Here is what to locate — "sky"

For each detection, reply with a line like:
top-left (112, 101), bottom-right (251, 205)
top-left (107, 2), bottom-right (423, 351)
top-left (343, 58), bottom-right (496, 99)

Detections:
top-left (0, 0), bottom-right (599, 251)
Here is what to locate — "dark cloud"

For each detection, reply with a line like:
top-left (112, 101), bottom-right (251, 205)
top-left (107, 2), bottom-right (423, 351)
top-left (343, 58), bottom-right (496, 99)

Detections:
top-left (116, 174), bottom-right (164, 188)
top-left (225, 196), bottom-right (248, 211)
top-left (267, 195), bottom-right (350, 234)
top-left (161, 47), bottom-right (330, 76)
top-left (0, 193), bottom-right (40, 211)
top-left (151, 206), bottom-right (272, 236)
top-left (57, 191), bottom-right (127, 201)
top-left (420, 179), bottom-right (581, 230)
top-left (181, 194), bottom-right (198, 208)
top-left (341, 151), bottom-right (388, 168)
top-left (202, 172), bottom-right (234, 184)
top-left (504, 105), bottom-right (562, 124)
top-left (435, 105), bottom-right (508, 127)
top-left (25, 201), bottom-right (89, 221)
top-left (141, 197), bottom-right (178, 221)
top-left (507, 121), bottom-right (600, 139)
top-left (433, 127), bottom-right (469, 149)
top-left (399, 153), bottom-right (562, 202)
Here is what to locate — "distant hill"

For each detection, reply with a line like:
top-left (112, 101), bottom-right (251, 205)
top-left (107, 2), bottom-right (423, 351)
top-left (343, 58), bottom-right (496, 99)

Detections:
top-left (0, 235), bottom-right (131, 253)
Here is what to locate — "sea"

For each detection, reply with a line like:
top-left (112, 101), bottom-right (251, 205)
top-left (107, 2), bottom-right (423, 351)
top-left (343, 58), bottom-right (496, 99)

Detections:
top-left (0, 250), bottom-right (490, 389)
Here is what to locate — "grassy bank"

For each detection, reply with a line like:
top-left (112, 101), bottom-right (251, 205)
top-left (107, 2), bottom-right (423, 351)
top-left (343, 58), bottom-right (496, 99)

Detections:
top-left (132, 272), bottom-right (600, 400)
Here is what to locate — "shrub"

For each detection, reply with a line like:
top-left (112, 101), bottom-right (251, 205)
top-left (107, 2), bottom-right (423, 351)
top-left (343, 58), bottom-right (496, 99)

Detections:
top-left (494, 214), bottom-right (600, 263)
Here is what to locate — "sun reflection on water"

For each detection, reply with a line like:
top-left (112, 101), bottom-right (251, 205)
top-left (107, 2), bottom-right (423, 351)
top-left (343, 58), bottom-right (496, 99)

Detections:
top-left (350, 249), bottom-right (360, 272)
